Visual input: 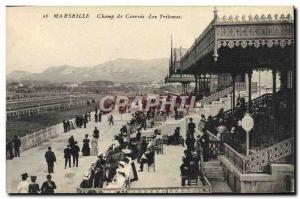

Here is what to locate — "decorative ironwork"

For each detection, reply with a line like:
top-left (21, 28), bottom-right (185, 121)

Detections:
top-left (179, 12), bottom-right (294, 68)
top-left (217, 39), bottom-right (294, 49)
top-left (224, 137), bottom-right (294, 173)
top-left (219, 14), bottom-right (293, 23)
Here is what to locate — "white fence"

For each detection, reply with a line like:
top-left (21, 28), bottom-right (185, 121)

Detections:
top-left (19, 122), bottom-right (66, 152)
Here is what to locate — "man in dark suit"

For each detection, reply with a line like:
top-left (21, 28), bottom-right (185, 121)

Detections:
top-left (71, 141), bottom-right (80, 167)
top-left (45, 147), bottom-right (56, 173)
top-left (187, 118), bottom-right (196, 138)
top-left (93, 127), bottom-right (100, 140)
top-left (13, 135), bottom-right (21, 157)
top-left (64, 145), bottom-right (71, 169)
top-left (41, 175), bottom-right (56, 194)
top-left (98, 111), bottom-right (102, 122)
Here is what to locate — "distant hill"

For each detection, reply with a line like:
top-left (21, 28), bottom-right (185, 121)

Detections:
top-left (7, 58), bottom-right (169, 83)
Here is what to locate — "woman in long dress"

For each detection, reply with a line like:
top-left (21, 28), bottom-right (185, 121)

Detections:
top-left (91, 136), bottom-right (98, 156)
top-left (82, 134), bottom-right (90, 156)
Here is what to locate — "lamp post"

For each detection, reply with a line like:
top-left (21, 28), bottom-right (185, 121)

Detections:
top-left (242, 112), bottom-right (254, 156)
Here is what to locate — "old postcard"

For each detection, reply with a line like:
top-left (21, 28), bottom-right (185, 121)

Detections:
top-left (6, 6), bottom-right (295, 194)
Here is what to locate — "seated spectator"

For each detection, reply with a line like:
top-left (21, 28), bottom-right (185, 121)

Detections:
top-left (180, 158), bottom-right (189, 186)
top-left (80, 173), bottom-right (92, 188)
top-left (217, 119), bottom-right (228, 138)
top-left (138, 149), bottom-right (155, 172)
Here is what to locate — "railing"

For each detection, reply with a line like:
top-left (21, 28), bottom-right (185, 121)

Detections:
top-left (200, 82), bottom-right (259, 106)
top-left (224, 137), bottom-right (294, 173)
top-left (77, 176), bottom-right (212, 194)
top-left (198, 122), bottom-right (221, 159)
top-left (6, 100), bottom-right (87, 118)
top-left (200, 85), bottom-right (232, 106)
top-left (166, 74), bottom-right (195, 83)
top-left (224, 143), bottom-right (246, 172)
top-left (7, 96), bottom-right (65, 104)
top-left (19, 123), bottom-right (65, 151)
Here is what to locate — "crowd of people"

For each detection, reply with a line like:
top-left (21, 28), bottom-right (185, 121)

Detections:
top-left (17, 172), bottom-right (57, 194)
top-left (6, 135), bottom-right (21, 160)
top-left (180, 118), bottom-right (210, 186)
top-left (79, 110), bottom-right (167, 189)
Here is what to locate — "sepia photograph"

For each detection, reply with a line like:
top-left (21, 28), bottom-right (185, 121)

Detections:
top-left (5, 5), bottom-right (295, 194)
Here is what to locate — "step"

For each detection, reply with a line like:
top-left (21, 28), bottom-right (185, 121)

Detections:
top-left (203, 161), bottom-right (221, 167)
top-left (204, 167), bottom-right (223, 172)
top-left (205, 174), bottom-right (224, 178)
top-left (207, 176), bottom-right (225, 181)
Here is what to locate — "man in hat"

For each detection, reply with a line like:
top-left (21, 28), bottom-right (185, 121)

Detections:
top-left (94, 153), bottom-right (106, 187)
top-left (71, 141), bottom-right (80, 167)
top-left (45, 147), bottom-right (56, 174)
top-left (68, 136), bottom-right (75, 148)
top-left (93, 127), bottom-right (100, 140)
top-left (41, 174), bottom-right (56, 194)
top-left (13, 135), bottom-right (21, 158)
top-left (17, 172), bottom-right (29, 193)
top-left (108, 114), bottom-right (114, 126)
top-left (200, 130), bottom-right (210, 162)
top-left (187, 118), bottom-right (196, 138)
top-left (64, 145), bottom-right (72, 169)
top-left (98, 111), bottom-right (102, 122)
top-left (28, 176), bottom-right (40, 193)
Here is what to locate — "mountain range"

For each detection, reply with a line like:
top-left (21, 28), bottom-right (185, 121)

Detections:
top-left (7, 58), bottom-right (169, 84)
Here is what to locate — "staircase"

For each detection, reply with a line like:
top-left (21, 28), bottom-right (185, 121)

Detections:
top-left (203, 160), bottom-right (225, 181)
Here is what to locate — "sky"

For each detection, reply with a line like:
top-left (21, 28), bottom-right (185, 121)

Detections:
top-left (6, 6), bottom-right (293, 74)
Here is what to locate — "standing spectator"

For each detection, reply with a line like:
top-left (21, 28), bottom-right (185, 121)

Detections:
top-left (45, 147), bottom-right (56, 174)
top-left (93, 127), bottom-right (100, 140)
top-left (63, 120), bottom-right (67, 133)
top-left (98, 111), bottom-right (102, 122)
top-left (13, 135), bottom-right (21, 157)
top-left (67, 120), bottom-right (70, 131)
top-left (91, 136), bottom-right (98, 156)
top-left (28, 176), bottom-right (40, 194)
top-left (187, 118), bottom-right (196, 138)
top-left (17, 172), bottom-right (29, 193)
top-left (82, 134), bottom-right (90, 156)
top-left (185, 135), bottom-right (195, 152)
top-left (7, 141), bottom-right (14, 160)
top-left (71, 141), bottom-right (80, 167)
top-left (64, 145), bottom-right (72, 169)
top-left (200, 130), bottom-right (210, 162)
top-left (94, 113), bottom-right (98, 123)
top-left (41, 175), bottom-right (56, 194)
top-left (108, 115), bottom-right (114, 126)
top-left (84, 113), bottom-right (88, 128)
top-left (68, 136), bottom-right (75, 147)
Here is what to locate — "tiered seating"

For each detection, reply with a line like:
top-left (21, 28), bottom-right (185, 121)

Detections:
top-left (205, 89), bottom-right (294, 154)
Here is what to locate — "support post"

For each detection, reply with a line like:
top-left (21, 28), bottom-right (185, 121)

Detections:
top-left (272, 70), bottom-right (277, 95)
top-left (248, 70), bottom-right (253, 112)
top-left (195, 75), bottom-right (198, 96)
top-left (231, 73), bottom-right (236, 113)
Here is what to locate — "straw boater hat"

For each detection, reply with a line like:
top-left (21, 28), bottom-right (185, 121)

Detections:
top-left (121, 149), bottom-right (131, 155)
top-left (119, 161), bottom-right (126, 167)
top-left (83, 172), bottom-right (90, 180)
top-left (97, 152), bottom-right (103, 158)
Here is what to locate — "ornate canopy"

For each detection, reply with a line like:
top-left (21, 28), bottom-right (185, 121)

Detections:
top-left (179, 11), bottom-right (295, 74)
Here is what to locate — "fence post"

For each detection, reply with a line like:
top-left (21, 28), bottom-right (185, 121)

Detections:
top-left (33, 131), bottom-right (36, 146)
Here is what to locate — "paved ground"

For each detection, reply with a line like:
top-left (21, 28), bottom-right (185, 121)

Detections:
top-left (6, 113), bottom-right (130, 193)
top-left (6, 112), bottom-right (231, 193)
top-left (210, 180), bottom-right (232, 193)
